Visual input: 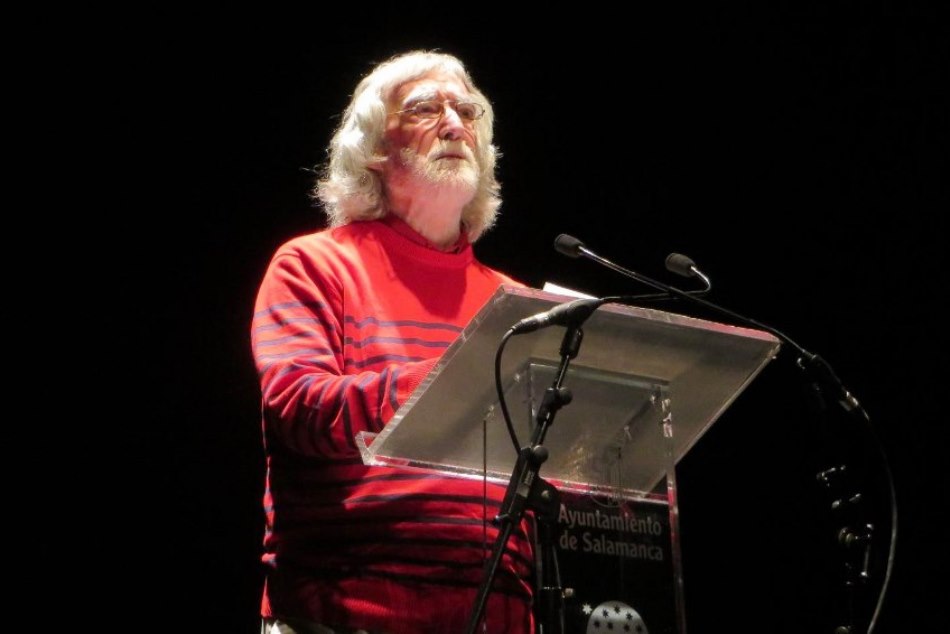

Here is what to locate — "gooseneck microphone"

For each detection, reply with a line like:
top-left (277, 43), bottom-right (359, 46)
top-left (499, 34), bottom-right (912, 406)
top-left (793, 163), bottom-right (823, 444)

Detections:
top-left (664, 252), bottom-right (696, 277)
top-left (555, 234), bottom-right (711, 297)
top-left (510, 297), bottom-right (607, 334)
top-left (664, 253), bottom-right (713, 292)
top-left (553, 233), bottom-right (860, 414)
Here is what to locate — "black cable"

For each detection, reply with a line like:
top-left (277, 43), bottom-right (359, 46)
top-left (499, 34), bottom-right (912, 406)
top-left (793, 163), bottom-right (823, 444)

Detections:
top-left (494, 328), bottom-right (521, 453)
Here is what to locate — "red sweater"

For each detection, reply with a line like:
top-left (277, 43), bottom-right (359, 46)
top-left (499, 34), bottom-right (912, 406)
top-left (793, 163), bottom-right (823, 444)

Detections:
top-left (251, 217), bottom-right (535, 633)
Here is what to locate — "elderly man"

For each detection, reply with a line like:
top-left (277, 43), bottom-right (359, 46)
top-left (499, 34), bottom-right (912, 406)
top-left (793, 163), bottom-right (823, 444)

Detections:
top-left (251, 51), bottom-right (534, 634)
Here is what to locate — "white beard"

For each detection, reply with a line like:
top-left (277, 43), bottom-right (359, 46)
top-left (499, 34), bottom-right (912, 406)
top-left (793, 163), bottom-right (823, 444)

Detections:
top-left (397, 141), bottom-right (480, 199)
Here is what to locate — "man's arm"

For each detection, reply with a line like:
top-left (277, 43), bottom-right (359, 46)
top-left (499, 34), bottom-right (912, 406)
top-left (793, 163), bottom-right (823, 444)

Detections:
top-left (251, 251), bottom-right (436, 458)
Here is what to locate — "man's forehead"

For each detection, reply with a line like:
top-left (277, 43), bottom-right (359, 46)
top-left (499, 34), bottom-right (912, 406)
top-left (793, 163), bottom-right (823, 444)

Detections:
top-left (393, 73), bottom-right (470, 104)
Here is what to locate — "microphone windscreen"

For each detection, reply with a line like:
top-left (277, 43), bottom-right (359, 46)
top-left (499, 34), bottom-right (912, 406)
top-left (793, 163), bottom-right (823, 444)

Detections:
top-left (554, 234), bottom-right (584, 258)
top-left (665, 253), bottom-right (696, 278)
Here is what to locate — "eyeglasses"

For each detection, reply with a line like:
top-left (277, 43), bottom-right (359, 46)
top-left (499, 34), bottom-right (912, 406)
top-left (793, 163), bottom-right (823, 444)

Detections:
top-left (393, 100), bottom-right (486, 122)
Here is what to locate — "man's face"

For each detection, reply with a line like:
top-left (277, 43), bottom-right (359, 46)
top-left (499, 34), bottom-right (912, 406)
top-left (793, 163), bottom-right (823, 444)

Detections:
top-left (380, 71), bottom-right (481, 193)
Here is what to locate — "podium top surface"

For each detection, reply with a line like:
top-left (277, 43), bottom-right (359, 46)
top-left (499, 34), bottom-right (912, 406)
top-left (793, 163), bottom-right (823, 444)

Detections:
top-left (359, 286), bottom-right (781, 498)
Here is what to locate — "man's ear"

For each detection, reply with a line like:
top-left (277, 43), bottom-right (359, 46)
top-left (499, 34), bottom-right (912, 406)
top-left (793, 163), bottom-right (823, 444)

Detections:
top-left (366, 156), bottom-right (387, 173)
top-left (366, 144), bottom-right (389, 173)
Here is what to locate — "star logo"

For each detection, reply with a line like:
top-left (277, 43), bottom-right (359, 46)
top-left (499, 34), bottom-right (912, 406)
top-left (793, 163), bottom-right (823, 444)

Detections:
top-left (583, 600), bottom-right (649, 634)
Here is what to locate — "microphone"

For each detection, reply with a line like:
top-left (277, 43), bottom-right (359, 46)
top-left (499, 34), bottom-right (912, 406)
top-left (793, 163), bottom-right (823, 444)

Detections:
top-left (665, 253), bottom-right (696, 278)
top-left (510, 297), bottom-right (606, 335)
top-left (665, 252), bottom-right (712, 293)
top-left (552, 234), bottom-right (861, 414)
top-left (553, 234), bottom-right (584, 258)
top-left (554, 234), bottom-right (712, 297)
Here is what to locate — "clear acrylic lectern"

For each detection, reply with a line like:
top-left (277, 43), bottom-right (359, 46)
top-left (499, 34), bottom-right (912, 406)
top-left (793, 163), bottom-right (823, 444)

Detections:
top-left (357, 286), bottom-right (780, 633)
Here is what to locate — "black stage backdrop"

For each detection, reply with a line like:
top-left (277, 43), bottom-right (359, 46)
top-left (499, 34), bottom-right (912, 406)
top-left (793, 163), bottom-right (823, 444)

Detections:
top-left (116, 14), bottom-right (946, 634)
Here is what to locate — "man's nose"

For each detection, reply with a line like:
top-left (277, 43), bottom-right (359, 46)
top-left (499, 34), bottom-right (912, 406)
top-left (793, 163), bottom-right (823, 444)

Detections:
top-left (438, 105), bottom-right (467, 141)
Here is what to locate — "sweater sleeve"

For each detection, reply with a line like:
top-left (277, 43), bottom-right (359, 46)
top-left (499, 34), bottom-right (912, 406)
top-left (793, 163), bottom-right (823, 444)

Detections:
top-left (251, 250), bottom-right (437, 458)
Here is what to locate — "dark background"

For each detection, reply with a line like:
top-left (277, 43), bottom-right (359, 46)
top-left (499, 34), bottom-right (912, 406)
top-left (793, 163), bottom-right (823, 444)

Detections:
top-left (121, 14), bottom-right (946, 633)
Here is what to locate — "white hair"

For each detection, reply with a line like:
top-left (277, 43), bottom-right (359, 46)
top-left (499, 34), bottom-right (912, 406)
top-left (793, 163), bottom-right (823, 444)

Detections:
top-left (314, 50), bottom-right (501, 241)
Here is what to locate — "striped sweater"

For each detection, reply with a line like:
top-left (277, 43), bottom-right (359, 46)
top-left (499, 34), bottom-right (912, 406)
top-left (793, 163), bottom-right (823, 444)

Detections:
top-left (251, 216), bottom-right (535, 633)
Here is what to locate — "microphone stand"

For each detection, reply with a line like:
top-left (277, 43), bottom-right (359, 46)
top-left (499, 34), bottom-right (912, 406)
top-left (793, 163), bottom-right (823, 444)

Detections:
top-left (558, 236), bottom-right (894, 634)
top-left (816, 462), bottom-right (876, 634)
top-left (464, 323), bottom-right (585, 634)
